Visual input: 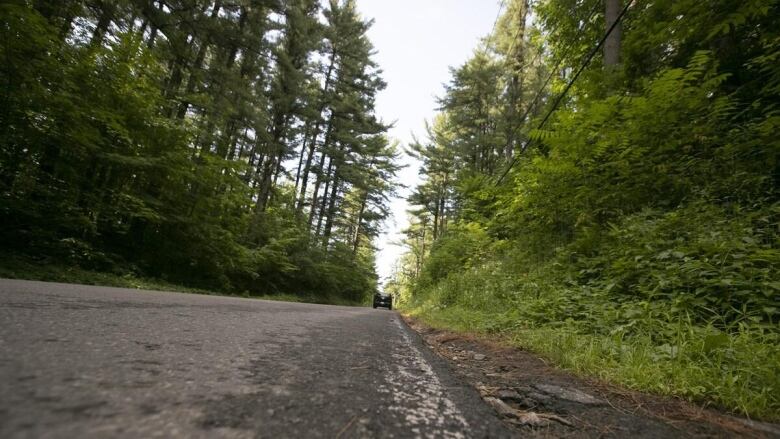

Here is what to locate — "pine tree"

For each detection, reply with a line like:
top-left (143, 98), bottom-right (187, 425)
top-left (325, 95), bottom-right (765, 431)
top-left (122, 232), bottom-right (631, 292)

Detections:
top-left (0, 0), bottom-right (399, 303)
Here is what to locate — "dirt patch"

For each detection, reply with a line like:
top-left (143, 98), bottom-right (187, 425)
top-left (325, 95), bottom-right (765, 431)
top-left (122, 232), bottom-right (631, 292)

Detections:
top-left (402, 315), bottom-right (780, 438)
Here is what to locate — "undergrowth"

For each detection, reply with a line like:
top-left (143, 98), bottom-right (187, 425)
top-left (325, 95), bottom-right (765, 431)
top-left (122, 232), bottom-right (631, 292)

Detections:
top-left (400, 203), bottom-right (780, 421)
top-left (395, 7), bottom-right (780, 424)
top-left (0, 254), bottom-right (360, 306)
top-left (407, 303), bottom-right (779, 421)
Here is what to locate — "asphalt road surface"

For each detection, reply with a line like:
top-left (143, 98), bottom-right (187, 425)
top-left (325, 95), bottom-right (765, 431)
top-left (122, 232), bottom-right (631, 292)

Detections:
top-left (0, 279), bottom-right (511, 438)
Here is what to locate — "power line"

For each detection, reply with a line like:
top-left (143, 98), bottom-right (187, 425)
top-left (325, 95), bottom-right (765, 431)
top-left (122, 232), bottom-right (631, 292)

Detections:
top-left (481, 0), bottom-right (507, 54)
top-left (497, 0), bottom-right (601, 173)
top-left (499, 3), bottom-right (526, 68)
top-left (495, 0), bottom-right (634, 185)
top-left (512, 1), bottom-right (602, 132)
top-left (511, 4), bottom-right (599, 135)
top-left (473, 0), bottom-right (599, 187)
top-left (448, 0), bottom-right (504, 185)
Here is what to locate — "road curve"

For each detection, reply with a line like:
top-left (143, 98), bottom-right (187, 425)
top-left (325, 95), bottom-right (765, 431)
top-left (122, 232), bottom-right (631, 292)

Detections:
top-left (0, 279), bottom-right (511, 438)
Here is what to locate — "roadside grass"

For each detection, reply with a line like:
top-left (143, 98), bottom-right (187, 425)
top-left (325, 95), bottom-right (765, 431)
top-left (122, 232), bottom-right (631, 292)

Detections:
top-left (0, 255), bottom-right (361, 306)
top-left (402, 280), bottom-right (780, 422)
top-left (399, 204), bottom-right (780, 422)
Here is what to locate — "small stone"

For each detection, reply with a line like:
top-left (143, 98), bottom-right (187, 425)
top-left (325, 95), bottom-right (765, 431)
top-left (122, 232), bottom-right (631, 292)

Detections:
top-left (476, 384), bottom-right (493, 396)
top-left (473, 353), bottom-right (486, 361)
top-left (534, 384), bottom-right (603, 405)
top-left (497, 389), bottom-right (522, 401)
top-left (527, 391), bottom-right (552, 404)
top-left (511, 411), bottom-right (572, 427)
top-left (513, 411), bottom-right (549, 427)
top-left (484, 397), bottom-right (516, 418)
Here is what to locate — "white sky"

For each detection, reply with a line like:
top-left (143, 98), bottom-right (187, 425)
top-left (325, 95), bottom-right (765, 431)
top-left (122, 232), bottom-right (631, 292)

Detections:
top-left (354, 1), bottom-right (502, 285)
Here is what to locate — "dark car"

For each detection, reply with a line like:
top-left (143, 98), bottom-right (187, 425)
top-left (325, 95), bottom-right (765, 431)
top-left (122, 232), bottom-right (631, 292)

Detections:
top-left (373, 293), bottom-right (392, 310)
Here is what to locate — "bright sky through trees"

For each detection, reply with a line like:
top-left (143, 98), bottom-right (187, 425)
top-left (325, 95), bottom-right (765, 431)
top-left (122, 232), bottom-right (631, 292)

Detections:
top-left (355, 0), bottom-right (502, 283)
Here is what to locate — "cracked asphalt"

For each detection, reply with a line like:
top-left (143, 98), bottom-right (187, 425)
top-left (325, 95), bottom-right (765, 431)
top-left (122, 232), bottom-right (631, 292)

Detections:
top-left (0, 279), bottom-right (511, 438)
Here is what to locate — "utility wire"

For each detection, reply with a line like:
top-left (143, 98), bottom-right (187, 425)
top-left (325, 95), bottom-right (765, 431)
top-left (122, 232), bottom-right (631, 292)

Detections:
top-left (499, 3), bottom-right (527, 69)
top-left (511, 1), bottom-right (602, 133)
top-left (474, 0), bottom-right (599, 187)
top-left (481, 0), bottom-right (507, 54)
top-left (495, 0), bottom-right (634, 185)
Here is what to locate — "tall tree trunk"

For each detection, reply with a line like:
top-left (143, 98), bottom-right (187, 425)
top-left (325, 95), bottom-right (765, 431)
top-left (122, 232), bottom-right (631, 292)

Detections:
top-left (216, 15), bottom-right (256, 158)
top-left (437, 190), bottom-right (446, 238)
top-left (432, 192), bottom-right (440, 240)
top-left (249, 153), bottom-right (265, 187)
top-left (175, 1), bottom-right (222, 120)
top-left (417, 224), bottom-right (427, 277)
top-left (604, 0), bottom-right (622, 67)
top-left (294, 122), bottom-right (313, 193)
top-left (137, 19), bottom-right (148, 38)
top-left (296, 50), bottom-right (336, 210)
top-left (271, 153), bottom-right (283, 187)
top-left (147, 24), bottom-right (158, 48)
top-left (314, 156), bottom-right (334, 236)
top-left (505, 0), bottom-right (529, 160)
top-left (296, 114), bottom-right (326, 212)
top-left (256, 153), bottom-right (277, 211)
top-left (165, 58), bottom-right (186, 117)
top-left (225, 6), bottom-right (249, 70)
top-left (304, 118), bottom-right (335, 224)
top-left (352, 191), bottom-right (367, 254)
top-left (89, 1), bottom-right (114, 48)
top-left (255, 110), bottom-right (287, 212)
top-left (321, 175), bottom-right (340, 247)
top-left (268, 113), bottom-right (294, 204)
top-left (136, 0), bottom-right (165, 49)
top-left (296, 113), bottom-right (332, 212)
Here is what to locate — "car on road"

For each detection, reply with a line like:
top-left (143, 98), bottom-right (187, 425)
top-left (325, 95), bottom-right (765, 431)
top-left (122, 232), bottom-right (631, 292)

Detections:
top-left (373, 293), bottom-right (392, 310)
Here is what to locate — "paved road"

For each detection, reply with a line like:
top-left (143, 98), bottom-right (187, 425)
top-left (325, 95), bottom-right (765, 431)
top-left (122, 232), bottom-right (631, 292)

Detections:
top-left (0, 279), bottom-right (510, 438)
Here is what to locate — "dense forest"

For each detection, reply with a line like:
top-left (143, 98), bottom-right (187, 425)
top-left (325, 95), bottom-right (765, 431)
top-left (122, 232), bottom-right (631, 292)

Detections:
top-left (390, 0), bottom-right (780, 420)
top-left (2, 0), bottom-right (779, 421)
top-left (0, 0), bottom-right (400, 302)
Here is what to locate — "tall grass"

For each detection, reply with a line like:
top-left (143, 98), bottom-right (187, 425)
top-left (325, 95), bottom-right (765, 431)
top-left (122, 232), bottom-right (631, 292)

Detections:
top-left (404, 260), bottom-right (780, 421)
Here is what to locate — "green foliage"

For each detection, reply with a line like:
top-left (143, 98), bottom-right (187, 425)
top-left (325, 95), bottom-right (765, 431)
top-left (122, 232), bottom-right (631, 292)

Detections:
top-left (397, 0), bottom-right (780, 420)
top-left (575, 203), bottom-right (779, 327)
top-left (0, 1), bottom-right (398, 304)
top-left (417, 222), bottom-right (492, 289)
top-left (406, 227), bottom-right (780, 419)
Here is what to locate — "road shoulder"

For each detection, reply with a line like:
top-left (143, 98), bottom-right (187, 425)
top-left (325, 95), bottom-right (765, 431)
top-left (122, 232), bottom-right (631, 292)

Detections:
top-left (401, 315), bottom-right (780, 439)
top-left (393, 314), bottom-right (515, 438)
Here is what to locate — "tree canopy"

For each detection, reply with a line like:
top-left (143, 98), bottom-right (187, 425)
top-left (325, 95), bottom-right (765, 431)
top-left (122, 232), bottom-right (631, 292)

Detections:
top-left (0, 0), bottom-right (401, 302)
